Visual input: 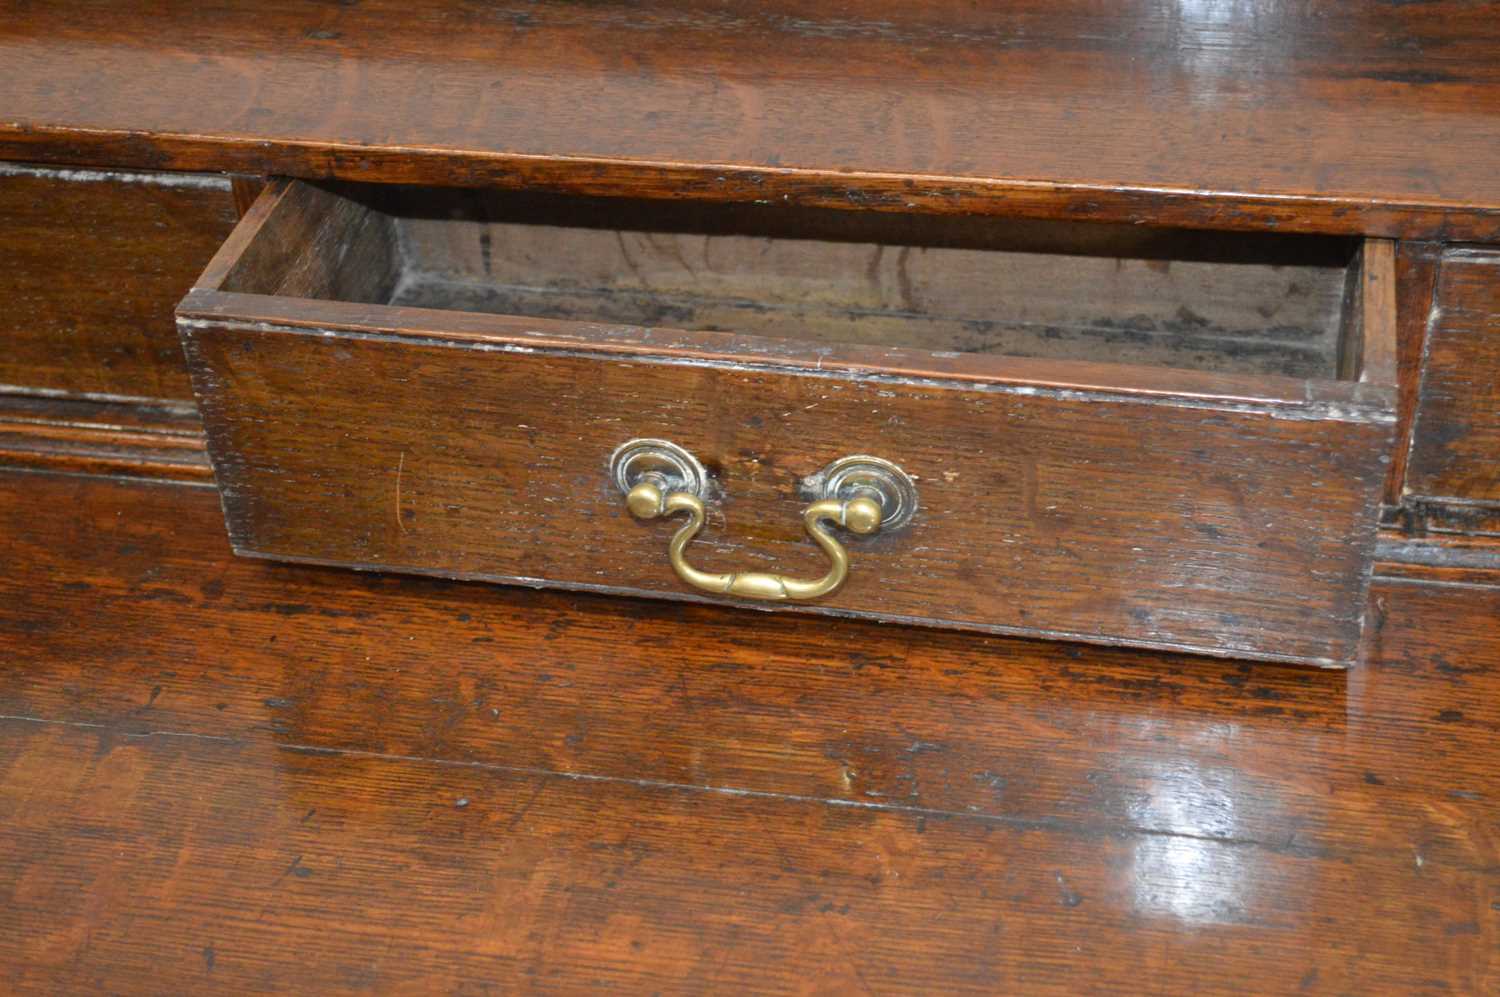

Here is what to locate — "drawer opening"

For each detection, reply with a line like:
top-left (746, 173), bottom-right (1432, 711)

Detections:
top-left (216, 181), bottom-right (1378, 382)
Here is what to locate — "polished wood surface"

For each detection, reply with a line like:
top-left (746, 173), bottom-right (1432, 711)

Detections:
top-left (2, 470), bottom-right (1497, 993)
top-left (0, 164), bottom-right (237, 401)
top-left (4, 1), bottom-right (1500, 239)
top-left (178, 181), bottom-right (1396, 665)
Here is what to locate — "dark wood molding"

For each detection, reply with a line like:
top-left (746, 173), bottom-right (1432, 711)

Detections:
top-left (0, 391), bottom-right (212, 485)
top-left (1376, 530), bottom-right (1500, 588)
top-left (1384, 497), bottom-right (1500, 540)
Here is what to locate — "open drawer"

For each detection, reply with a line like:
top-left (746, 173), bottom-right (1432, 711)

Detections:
top-left (178, 179), bottom-right (1397, 667)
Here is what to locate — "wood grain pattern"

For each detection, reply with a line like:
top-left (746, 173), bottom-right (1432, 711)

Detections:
top-left (1335, 239), bottom-right (1397, 385)
top-left (176, 183), bottom-right (1397, 666)
top-left (178, 319), bottom-right (1394, 666)
top-left (1357, 240), bottom-right (1398, 386)
top-left (0, 163), bottom-right (238, 401)
top-left (1, 471), bottom-right (1497, 994)
top-left (1404, 249), bottom-right (1500, 505)
top-left (3, 1), bottom-right (1500, 238)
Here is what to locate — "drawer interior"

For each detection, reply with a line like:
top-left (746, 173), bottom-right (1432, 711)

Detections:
top-left (218, 182), bottom-right (1366, 380)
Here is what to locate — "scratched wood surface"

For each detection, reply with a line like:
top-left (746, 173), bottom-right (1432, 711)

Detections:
top-left (3, 1), bottom-right (1500, 239)
top-left (0, 470), bottom-right (1496, 993)
top-left (0, 164), bottom-right (238, 401)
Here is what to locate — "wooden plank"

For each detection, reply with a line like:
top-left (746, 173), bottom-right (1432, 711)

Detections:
top-left (0, 164), bottom-right (239, 401)
top-left (177, 306), bottom-right (1393, 665)
top-left (1337, 244), bottom-right (1367, 383)
top-left (1, 471), bottom-right (1497, 994)
top-left (228, 175), bottom-right (265, 217)
top-left (181, 287), bottom-right (1386, 411)
top-left (220, 183), bottom-right (400, 304)
top-left (0, 719), bottom-right (1491, 995)
top-left (3, 2), bottom-right (1500, 239)
top-left (1405, 250), bottom-right (1500, 504)
top-left (1337, 238), bottom-right (1397, 388)
top-left (1390, 500), bottom-right (1500, 540)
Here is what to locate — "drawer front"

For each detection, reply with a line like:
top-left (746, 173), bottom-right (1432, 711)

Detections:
top-left (178, 180), bottom-right (1397, 666)
top-left (0, 163), bottom-right (238, 400)
top-left (1405, 249), bottom-right (1500, 517)
top-left (180, 318), bottom-right (1390, 665)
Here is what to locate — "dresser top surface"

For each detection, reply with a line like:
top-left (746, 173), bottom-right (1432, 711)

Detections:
top-left (4, 0), bottom-right (1499, 237)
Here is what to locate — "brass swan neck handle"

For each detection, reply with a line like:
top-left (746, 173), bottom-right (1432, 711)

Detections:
top-left (626, 482), bottom-right (882, 601)
top-left (610, 440), bottom-right (917, 603)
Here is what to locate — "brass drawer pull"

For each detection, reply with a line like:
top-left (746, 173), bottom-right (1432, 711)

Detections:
top-left (611, 440), bottom-right (916, 602)
top-left (627, 485), bottom-right (878, 601)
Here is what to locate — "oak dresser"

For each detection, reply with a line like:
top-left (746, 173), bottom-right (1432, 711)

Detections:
top-left (3, 1), bottom-right (1499, 668)
top-left (7, 5), bottom-right (1500, 993)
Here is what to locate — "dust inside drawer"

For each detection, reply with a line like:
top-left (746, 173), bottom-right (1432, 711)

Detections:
top-left (179, 179), bottom-right (1398, 668)
top-left (213, 181), bottom-right (1364, 381)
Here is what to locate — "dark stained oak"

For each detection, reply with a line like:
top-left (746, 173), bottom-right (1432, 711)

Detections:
top-left (3, 1), bottom-right (1500, 238)
top-left (2, 2), bottom-right (1499, 986)
top-left (0, 0), bottom-right (1497, 566)
top-left (177, 181), bottom-right (1399, 666)
top-left (0, 164), bottom-right (238, 401)
top-left (1405, 249), bottom-right (1500, 508)
top-left (1, 471), bottom-right (1498, 993)
top-left (1383, 241), bottom-right (1444, 507)
top-left (1377, 531), bottom-right (1500, 588)
top-left (0, 392), bottom-right (211, 485)
top-left (181, 318), bottom-right (1394, 666)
